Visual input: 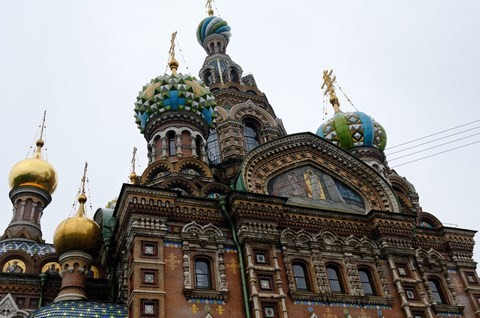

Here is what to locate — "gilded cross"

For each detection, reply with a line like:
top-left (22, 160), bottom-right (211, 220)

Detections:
top-left (206, 0), bottom-right (214, 16)
top-left (81, 162), bottom-right (88, 194)
top-left (169, 31), bottom-right (177, 62)
top-left (321, 69), bottom-right (340, 112)
top-left (131, 147), bottom-right (137, 173)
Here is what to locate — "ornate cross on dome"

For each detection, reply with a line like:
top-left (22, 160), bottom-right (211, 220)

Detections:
top-left (206, 0), bottom-right (214, 16)
top-left (81, 162), bottom-right (88, 194)
top-left (131, 147), bottom-right (137, 173)
top-left (322, 69), bottom-right (341, 113)
top-left (39, 110), bottom-right (46, 140)
top-left (168, 31), bottom-right (179, 74)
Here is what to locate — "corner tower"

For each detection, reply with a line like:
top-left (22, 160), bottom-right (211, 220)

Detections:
top-left (197, 5), bottom-right (286, 183)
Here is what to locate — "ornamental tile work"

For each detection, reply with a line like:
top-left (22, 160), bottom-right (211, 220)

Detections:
top-left (0, 240), bottom-right (55, 256)
top-left (293, 301), bottom-right (392, 311)
top-left (29, 300), bottom-right (127, 318)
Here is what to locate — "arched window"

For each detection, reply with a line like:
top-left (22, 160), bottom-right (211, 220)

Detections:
top-left (194, 258), bottom-right (211, 289)
top-left (205, 70), bottom-right (213, 85)
top-left (326, 264), bottom-right (345, 293)
top-left (167, 131), bottom-right (176, 156)
top-left (230, 68), bottom-right (239, 83)
top-left (358, 268), bottom-right (376, 296)
top-left (207, 129), bottom-right (220, 164)
top-left (428, 278), bottom-right (447, 304)
top-left (195, 136), bottom-right (203, 157)
top-left (292, 261), bottom-right (310, 291)
top-left (244, 122), bottom-right (259, 151)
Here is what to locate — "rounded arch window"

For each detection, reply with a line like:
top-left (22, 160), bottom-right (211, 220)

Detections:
top-left (358, 267), bottom-right (377, 296)
top-left (167, 131), bottom-right (176, 156)
top-left (428, 277), bottom-right (447, 304)
top-left (244, 121), bottom-right (260, 151)
top-left (292, 261), bottom-right (311, 291)
top-left (326, 263), bottom-right (345, 293)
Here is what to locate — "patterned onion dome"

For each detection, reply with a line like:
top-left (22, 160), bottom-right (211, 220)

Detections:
top-left (53, 194), bottom-right (102, 255)
top-left (9, 139), bottom-right (57, 194)
top-left (316, 111), bottom-right (387, 151)
top-left (196, 15), bottom-right (231, 45)
top-left (134, 73), bottom-right (217, 133)
top-left (29, 300), bottom-right (127, 318)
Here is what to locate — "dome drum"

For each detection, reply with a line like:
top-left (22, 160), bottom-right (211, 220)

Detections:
top-left (144, 111), bottom-right (211, 141)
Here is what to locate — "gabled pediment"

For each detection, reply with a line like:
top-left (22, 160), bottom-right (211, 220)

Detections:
top-left (236, 133), bottom-right (400, 213)
top-left (0, 293), bottom-right (29, 317)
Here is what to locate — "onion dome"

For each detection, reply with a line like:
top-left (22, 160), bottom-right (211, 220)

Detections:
top-left (53, 193), bottom-right (101, 255)
top-left (317, 111), bottom-right (387, 151)
top-left (196, 15), bottom-right (231, 45)
top-left (29, 300), bottom-right (127, 318)
top-left (133, 72), bottom-right (217, 133)
top-left (9, 139), bottom-right (58, 194)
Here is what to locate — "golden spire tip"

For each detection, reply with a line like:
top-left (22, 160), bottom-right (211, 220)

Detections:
top-left (168, 31), bottom-right (179, 74)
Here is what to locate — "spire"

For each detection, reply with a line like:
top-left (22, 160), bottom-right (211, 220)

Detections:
top-left (168, 31), bottom-right (179, 74)
top-left (321, 70), bottom-right (341, 113)
top-left (129, 147), bottom-right (138, 184)
top-left (33, 110), bottom-right (47, 159)
top-left (75, 162), bottom-right (88, 218)
top-left (206, 0), bottom-right (214, 16)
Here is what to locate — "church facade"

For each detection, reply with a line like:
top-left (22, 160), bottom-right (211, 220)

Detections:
top-left (1, 5), bottom-right (479, 318)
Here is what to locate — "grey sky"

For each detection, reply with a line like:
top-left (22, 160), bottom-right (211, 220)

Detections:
top-left (1, 1), bottom-right (479, 260)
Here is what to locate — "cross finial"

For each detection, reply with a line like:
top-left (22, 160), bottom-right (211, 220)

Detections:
top-left (321, 69), bottom-right (341, 113)
top-left (39, 110), bottom-right (46, 140)
top-left (206, 0), bottom-right (214, 16)
top-left (168, 31), bottom-right (179, 74)
top-left (131, 147), bottom-right (137, 173)
top-left (81, 162), bottom-right (88, 195)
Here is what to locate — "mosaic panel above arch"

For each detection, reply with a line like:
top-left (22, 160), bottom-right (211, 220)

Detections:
top-left (267, 165), bottom-right (365, 213)
top-left (237, 133), bottom-right (400, 213)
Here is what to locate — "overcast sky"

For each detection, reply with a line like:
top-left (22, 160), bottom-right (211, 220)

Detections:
top-left (1, 0), bottom-right (479, 261)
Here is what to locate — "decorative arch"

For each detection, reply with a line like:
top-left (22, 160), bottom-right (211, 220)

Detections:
top-left (417, 211), bottom-right (443, 229)
top-left (200, 182), bottom-right (230, 198)
top-left (0, 250), bottom-right (35, 274)
top-left (161, 176), bottom-right (200, 196)
top-left (140, 160), bottom-right (175, 184)
top-left (236, 133), bottom-right (400, 213)
top-left (174, 158), bottom-right (213, 177)
top-left (229, 100), bottom-right (278, 127)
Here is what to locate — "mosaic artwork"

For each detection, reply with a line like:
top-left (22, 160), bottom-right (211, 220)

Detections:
top-left (2, 259), bottom-right (26, 273)
top-left (267, 165), bottom-right (365, 213)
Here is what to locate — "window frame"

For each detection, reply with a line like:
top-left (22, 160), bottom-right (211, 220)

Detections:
top-left (167, 131), bottom-right (176, 156)
top-left (292, 261), bottom-right (311, 291)
top-left (358, 267), bottom-right (377, 296)
top-left (243, 121), bottom-right (260, 151)
top-left (140, 299), bottom-right (159, 317)
top-left (326, 263), bottom-right (346, 294)
top-left (428, 277), bottom-right (448, 304)
top-left (194, 257), bottom-right (213, 290)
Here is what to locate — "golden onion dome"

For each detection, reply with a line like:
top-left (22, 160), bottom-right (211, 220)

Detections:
top-left (9, 139), bottom-right (58, 194)
top-left (53, 193), bottom-right (102, 255)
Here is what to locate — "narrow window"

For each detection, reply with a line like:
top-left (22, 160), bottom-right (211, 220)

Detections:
top-left (195, 259), bottom-right (211, 289)
top-left (326, 264), bottom-right (344, 293)
top-left (244, 122), bottom-right (259, 151)
top-left (358, 268), bottom-right (376, 296)
top-left (195, 136), bottom-right (203, 157)
top-left (428, 278), bottom-right (446, 304)
top-left (207, 129), bottom-right (220, 164)
top-left (292, 262), bottom-right (310, 291)
top-left (167, 132), bottom-right (176, 156)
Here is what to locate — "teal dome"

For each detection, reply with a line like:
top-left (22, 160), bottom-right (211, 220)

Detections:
top-left (134, 73), bottom-right (217, 133)
top-left (317, 111), bottom-right (387, 151)
top-left (196, 16), bottom-right (231, 45)
top-left (29, 300), bottom-right (127, 318)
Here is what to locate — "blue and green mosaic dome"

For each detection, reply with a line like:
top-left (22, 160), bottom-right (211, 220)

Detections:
top-left (196, 16), bottom-right (231, 45)
top-left (317, 111), bottom-right (387, 151)
top-left (134, 73), bottom-right (217, 133)
top-left (29, 301), bottom-right (127, 318)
